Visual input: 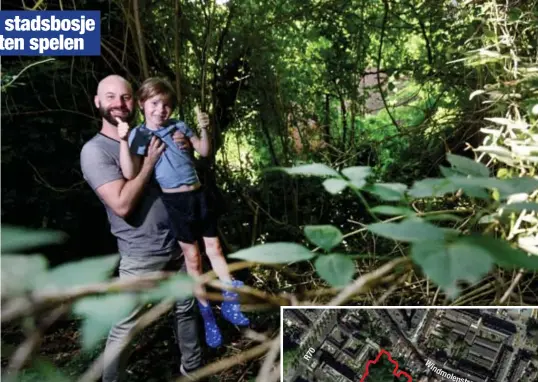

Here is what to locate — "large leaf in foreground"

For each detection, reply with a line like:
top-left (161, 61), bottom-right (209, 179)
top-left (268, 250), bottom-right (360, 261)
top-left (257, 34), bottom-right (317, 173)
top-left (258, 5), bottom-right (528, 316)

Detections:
top-left (367, 220), bottom-right (447, 242)
top-left (1, 225), bottom-right (67, 253)
top-left (1, 254), bottom-right (48, 297)
top-left (36, 254), bottom-right (119, 290)
top-left (73, 293), bottom-right (138, 351)
top-left (464, 235), bottom-right (538, 270)
top-left (411, 239), bottom-right (493, 298)
top-left (143, 273), bottom-right (194, 302)
top-left (304, 225), bottom-right (343, 251)
top-left (315, 254), bottom-right (355, 287)
top-left (228, 243), bottom-right (314, 263)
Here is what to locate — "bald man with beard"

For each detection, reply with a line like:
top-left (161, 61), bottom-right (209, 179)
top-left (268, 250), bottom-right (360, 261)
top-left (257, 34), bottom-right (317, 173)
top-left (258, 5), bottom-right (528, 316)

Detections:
top-left (80, 75), bottom-right (202, 381)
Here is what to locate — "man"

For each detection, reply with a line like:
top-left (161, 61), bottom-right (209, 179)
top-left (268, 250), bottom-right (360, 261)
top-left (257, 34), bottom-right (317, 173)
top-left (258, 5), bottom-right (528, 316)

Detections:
top-left (80, 74), bottom-right (202, 381)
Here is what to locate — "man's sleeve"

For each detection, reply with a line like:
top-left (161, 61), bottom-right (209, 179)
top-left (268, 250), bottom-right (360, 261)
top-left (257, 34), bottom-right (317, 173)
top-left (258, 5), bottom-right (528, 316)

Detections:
top-left (80, 142), bottom-right (123, 191)
top-left (128, 128), bottom-right (149, 156)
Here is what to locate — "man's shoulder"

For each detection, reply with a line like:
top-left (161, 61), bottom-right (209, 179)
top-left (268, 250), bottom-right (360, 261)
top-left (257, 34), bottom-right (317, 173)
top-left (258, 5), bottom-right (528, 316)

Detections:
top-left (81, 134), bottom-right (104, 155)
top-left (80, 134), bottom-right (118, 165)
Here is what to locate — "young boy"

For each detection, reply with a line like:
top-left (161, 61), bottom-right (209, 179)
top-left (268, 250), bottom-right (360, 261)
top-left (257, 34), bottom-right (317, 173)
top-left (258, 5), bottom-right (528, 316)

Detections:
top-left (116, 77), bottom-right (249, 348)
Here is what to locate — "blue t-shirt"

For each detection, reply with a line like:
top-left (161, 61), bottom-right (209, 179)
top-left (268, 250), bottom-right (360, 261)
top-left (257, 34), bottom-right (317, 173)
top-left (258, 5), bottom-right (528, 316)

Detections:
top-left (128, 119), bottom-right (200, 189)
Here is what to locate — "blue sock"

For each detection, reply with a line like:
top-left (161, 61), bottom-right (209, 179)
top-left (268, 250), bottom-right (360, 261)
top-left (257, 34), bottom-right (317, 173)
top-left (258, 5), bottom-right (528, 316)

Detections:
top-left (198, 302), bottom-right (222, 348)
top-left (221, 280), bottom-right (250, 326)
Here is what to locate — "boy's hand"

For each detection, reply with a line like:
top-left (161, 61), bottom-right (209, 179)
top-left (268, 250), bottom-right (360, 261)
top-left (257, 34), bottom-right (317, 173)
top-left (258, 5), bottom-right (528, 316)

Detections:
top-left (143, 136), bottom-right (165, 168)
top-left (173, 130), bottom-right (192, 150)
top-left (116, 117), bottom-right (130, 141)
top-left (195, 106), bottom-right (210, 132)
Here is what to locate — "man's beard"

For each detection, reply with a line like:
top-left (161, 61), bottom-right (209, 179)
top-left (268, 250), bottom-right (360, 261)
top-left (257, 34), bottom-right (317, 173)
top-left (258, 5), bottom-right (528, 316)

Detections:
top-left (98, 104), bottom-right (136, 126)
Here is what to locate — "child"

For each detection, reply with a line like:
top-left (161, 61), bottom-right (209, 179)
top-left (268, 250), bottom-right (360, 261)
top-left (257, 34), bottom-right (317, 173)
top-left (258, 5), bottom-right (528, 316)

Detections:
top-left (116, 77), bottom-right (249, 348)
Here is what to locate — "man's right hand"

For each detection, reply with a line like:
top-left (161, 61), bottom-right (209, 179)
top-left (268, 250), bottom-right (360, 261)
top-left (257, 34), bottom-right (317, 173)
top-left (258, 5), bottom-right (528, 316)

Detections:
top-left (116, 117), bottom-right (130, 141)
top-left (143, 136), bottom-right (165, 168)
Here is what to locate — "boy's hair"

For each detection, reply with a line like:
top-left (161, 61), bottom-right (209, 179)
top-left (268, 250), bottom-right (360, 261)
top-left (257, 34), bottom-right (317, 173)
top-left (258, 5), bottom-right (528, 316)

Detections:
top-left (137, 77), bottom-right (177, 110)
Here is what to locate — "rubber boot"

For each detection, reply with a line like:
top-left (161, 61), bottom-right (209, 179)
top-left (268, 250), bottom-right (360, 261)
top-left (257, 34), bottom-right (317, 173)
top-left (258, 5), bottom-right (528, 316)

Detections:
top-left (221, 280), bottom-right (250, 326)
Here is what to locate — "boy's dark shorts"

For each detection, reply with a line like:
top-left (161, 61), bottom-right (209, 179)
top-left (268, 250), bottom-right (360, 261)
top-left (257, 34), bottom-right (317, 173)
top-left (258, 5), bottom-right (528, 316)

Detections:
top-left (161, 187), bottom-right (218, 244)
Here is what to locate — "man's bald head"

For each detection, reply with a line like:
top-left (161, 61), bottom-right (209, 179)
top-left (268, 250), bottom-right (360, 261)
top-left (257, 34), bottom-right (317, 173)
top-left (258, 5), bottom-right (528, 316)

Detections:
top-left (94, 75), bottom-right (135, 126)
top-left (97, 75), bottom-right (132, 96)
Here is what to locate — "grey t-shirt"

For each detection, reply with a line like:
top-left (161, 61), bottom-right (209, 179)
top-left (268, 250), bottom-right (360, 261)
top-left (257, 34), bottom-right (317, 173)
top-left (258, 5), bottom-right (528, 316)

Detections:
top-left (80, 133), bottom-right (177, 256)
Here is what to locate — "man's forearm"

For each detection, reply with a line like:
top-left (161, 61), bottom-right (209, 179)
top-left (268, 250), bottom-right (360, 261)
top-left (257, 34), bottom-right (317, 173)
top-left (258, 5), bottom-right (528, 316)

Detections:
top-left (116, 162), bottom-right (154, 217)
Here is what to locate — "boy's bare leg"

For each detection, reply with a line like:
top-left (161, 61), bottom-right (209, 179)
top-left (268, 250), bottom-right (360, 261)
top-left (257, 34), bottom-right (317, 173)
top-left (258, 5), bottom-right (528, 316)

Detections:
top-left (203, 237), bottom-right (250, 326)
top-left (202, 237), bottom-right (232, 282)
top-left (178, 241), bottom-right (208, 306)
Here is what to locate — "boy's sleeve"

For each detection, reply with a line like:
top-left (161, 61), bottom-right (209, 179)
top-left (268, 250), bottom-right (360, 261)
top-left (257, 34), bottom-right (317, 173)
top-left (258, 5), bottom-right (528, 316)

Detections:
top-left (128, 128), bottom-right (149, 156)
top-left (80, 143), bottom-right (123, 191)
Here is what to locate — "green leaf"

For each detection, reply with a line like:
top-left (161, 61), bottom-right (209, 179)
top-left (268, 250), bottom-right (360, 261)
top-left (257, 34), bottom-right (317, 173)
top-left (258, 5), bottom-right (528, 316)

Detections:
top-left (423, 214), bottom-right (464, 222)
top-left (1, 254), bottom-right (48, 297)
top-left (411, 239), bottom-right (493, 298)
top-left (314, 254), bottom-right (355, 287)
top-left (485, 177), bottom-right (538, 198)
top-left (501, 202), bottom-right (538, 213)
top-left (304, 225), bottom-right (343, 251)
top-left (446, 154), bottom-right (490, 177)
top-left (1, 225), bottom-right (67, 253)
top-left (409, 178), bottom-right (458, 198)
top-left (439, 166), bottom-right (463, 178)
top-left (364, 183), bottom-right (407, 201)
top-left (74, 293), bottom-right (138, 351)
top-left (323, 178), bottom-right (348, 194)
top-left (143, 273), bottom-right (194, 302)
top-left (464, 236), bottom-right (538, 270)
top-left (228, 242), bottom-right (314, 263)
top-left (367, 219), bottom-right (447, 242)
top-left (275, 163), bottom-right (340, 177)
top-left (341, 166), bottom-right (371, 188)
top-left (371, 206), bottom-right (414, 216)
top-left (36, 254), bottom-right (119, 290)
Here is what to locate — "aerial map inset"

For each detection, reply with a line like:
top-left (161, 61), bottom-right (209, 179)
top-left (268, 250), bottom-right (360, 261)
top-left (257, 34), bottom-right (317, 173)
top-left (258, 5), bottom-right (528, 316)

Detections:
top-left (282, 308), bottom-right (538, 382)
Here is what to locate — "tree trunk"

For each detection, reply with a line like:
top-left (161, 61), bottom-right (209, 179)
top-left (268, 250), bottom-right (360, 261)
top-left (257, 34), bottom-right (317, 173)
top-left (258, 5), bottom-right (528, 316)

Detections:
top-left (132, 0), bottom-right (149, 78)
top-left (174, 0), bottom-right (183, 119)
top-left (340, 94), bottom-right (347, 148)
top-left (324, 93), bottom-right (331, 145)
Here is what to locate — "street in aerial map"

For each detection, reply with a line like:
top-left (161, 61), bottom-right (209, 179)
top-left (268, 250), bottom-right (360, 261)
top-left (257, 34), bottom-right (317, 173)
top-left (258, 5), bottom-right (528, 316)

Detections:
top-left (282, 308), bottom-right (538, 382)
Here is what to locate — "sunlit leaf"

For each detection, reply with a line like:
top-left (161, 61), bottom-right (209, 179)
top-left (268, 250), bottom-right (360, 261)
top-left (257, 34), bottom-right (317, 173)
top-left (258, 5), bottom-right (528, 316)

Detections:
top-left (228, 242), bottom-right (314, 263)
top-left (323, 178), bottom-right (348, 194)
top-left (341, 166), bottom-right (371, 187)
top-left (274, 163), bottom-right (340, 177)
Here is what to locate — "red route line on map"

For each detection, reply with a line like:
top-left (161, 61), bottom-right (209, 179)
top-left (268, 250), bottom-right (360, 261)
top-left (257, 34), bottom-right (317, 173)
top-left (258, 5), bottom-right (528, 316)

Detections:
top-left (360, 349), bottom-right (413, 382)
